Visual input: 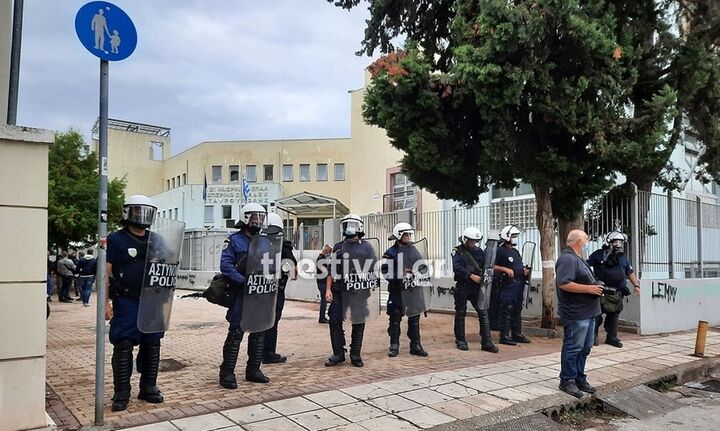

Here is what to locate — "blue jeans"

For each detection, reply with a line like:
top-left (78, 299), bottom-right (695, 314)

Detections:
top-left (77, 276), bottom-right (95, 305)
top-left (560, 317), bottom-right (596, 384)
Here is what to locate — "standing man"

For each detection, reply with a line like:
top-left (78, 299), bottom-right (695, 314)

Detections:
top-left (588, 231), bottom-right (640, 348)
top-left (219, 203), bottom-right (271, 388)
top-left (494, 225), bottom-right (531, 345)
top-left (451, 227), bottom-right (498, 353)
top-left (105, 195), bottom-right (164, 411)
top-left (325, 214), bottom-right (377, 368)
top-left (555, 229), bottom-right (604, 398)
top-left (382, 222), bottom-right (428, 358)
top-left (316, 244), bottom-right (333, 323)
top-left (56, 251), bottom-right (76, 303)
top-left (76, 249), bottom-right (98, 307)
top-left (263, 213), bottom-right (297, 364)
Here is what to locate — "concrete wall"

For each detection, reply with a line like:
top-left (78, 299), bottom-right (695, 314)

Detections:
top-left (638, 278), bottom-right (720, 335)
top-left (92, 128), bottom-right (169, 197)
top-left (0, 125), bottom-right (54, 431)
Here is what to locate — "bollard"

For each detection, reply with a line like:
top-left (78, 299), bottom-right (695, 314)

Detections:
top-left (693, 320), bottom-right (708, 357)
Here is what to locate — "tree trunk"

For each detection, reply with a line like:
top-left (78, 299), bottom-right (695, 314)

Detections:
top-left (534, 184), bottom-right (557, 329)
top-left (558, 211), bottom-right (584, 252)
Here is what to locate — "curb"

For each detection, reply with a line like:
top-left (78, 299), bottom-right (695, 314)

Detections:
top-left (428, 355), bottom-right (720, 430)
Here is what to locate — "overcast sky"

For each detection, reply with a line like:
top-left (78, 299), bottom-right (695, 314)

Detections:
top-left (17, 0), bottom-right (373, 154)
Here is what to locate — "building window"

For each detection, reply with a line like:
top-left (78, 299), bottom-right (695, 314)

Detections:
top-left (334, 163), bottom-right (345, 181)
top-left (204, 205), bottom-right (214, 224)
top-left (317, 164), bottom-right (328, 182)
top-left (174, 208), bottom-right (178, 219)
top-left (391, 172), bottom-right (417, 211)
top-left (212, 165), bottom-right (222, 184)
top-left (282, 164), bottom-right (293, 182)
top-left (176, 176), bottom-right (180, 188)
top-left (491, 182), bottom-right (534, 199)
top-left (150, 142), bottom-right (163, 161)
top-left (172, 177), bottom-right (176, 188)
top-left (246, 165), bottom-right (257, 182)
top-left (167, 179), bottom-right (170, 190)
top-left (264, 164), bottom-right (274, 182)
top-left (222, 205), bottom-right (232, 219)
top-left (182, 173), bottom-right (186, 185)
top-left (300, 164), bottom-right (310, 182)
top-left (229, 165), bottom-right (240, 182)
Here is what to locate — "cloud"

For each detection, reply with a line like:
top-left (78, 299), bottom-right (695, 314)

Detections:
top-left (18, 0), bottom-right (373, 153)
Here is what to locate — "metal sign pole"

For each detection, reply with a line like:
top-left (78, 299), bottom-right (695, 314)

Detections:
top-left (94, 59), bottom-right (109, 426)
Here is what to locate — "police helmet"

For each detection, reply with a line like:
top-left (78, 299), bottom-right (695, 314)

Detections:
top-left (605, 230), bottom-right (627, 252)
top-left (340, 213), bottom-right (364, 238)
top-left (390, 222), bottom-right (414, 242)
top-left (235, 202), bottom-right (267, 233)
top-left (460, 227), bottom-right (483, 245)
top-left (264, 212), bottom-right (284, 235)
top-left (500, 225), bottom-right (522, 245)
top-left (122, 195), bottom-right (157, 229)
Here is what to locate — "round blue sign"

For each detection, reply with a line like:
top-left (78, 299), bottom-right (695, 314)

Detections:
top-left (75, 2), bottom-right (137, 61)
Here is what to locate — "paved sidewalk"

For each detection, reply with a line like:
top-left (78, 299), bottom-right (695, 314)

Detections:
top-left (117, 331), bottom-right (720, 430)
top-left (47, 290), bottom-right (568, 430)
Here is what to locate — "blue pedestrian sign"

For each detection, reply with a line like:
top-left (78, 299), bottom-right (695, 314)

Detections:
top-left (75, 2), bottom-right (137, 61)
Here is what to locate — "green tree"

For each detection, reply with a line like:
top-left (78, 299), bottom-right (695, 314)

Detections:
top-left (333, 0), bottom-right (720, 327)
top-left (48, 130), bottom-right (126, 249)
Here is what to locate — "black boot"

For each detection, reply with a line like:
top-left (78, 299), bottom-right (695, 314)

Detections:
top-left (111, 339), bottom-right (134, 412)
top-left (604, 312), bottom-right (623, 348)
top-left (593, 315), bottom-right (602, 347)
top-left (510, 305), bottom-right (531, 343)
top-left (245, 332), bottom-right (270, 383)
top-left (137, 342), bottom-right (164, 403)
top-left (407, 315), bottom-right (428, 357)
top-left (478, 310), bottom-right (499, 353)
top-left (350, 323), bottom-right (365, 367)
top-left (387, 316), bottom-right (401, 357)
top-left (454, 312), bottom-right (469, 350)
top-left (219, 329), bottom-right (243, 389)
top-left (325, 319), bottom-right (346, 366)
top-left (263, 322), bottom-right (287, 364)
top-left (499, 305), bottom-right (517, 346)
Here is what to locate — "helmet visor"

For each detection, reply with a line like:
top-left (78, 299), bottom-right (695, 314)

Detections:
top-left (246, 212), bottom-right (267, 228)
top-left (125, 205), bottom-right (156, 227)
top-left (342, 219), bottom-right (363, 236)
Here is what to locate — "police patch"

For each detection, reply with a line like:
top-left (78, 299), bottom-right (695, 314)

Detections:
top-left (222, 241), bottom-right (229, 250)
top-left (451, 249), bottom-right (456, 257)
top-left (128, 248), bottom-right (137, 257)
top-left (508, 256), bottom-right (514, 262)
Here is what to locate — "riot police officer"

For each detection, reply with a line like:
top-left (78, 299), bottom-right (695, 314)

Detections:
top-left (382, 222), bottom-right (428, 358)
top-left (218, 203), bottom-right (271, 388)
top-left (494, 225), bottom-right (531, 345)
top-left (451, 227), bottom-right (498, 353)
top-left (325, 214), bottom-right (376, 367)
top-left (262, 213), bottom-right (297, 364)
top-left (588, 231), bottom-right (640, 348)
top-left (105, 195), bottom-right (164, 411)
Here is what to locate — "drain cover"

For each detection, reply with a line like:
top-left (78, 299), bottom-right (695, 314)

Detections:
top-left (480, 413), bottom-right (562, 431)
top-left (177, 321), bottom-right (219, 330)
top-left (283, 316), bottom-right (313, 321)
top-left (159, 358), bottom-right (186, 372)
top-left (686, 379), bottom-right (720, 393)
top-left (599, 385), bottom-right (683, 419)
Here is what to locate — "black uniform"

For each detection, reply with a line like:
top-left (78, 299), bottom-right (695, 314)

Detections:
top-left (263, 240), bottom-right (297, 363)
top-left (451, 243), bottom-right (498, 352)
top-left (588, 248), bottom-right (633, 347)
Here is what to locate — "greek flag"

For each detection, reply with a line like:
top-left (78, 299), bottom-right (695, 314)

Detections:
top-left (242, 177), bottom-right (250, 203)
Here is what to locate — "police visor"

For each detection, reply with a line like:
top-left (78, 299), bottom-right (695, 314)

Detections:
top-left (247, 212), bottom-right (266, 227)
top-left (125, 205), bottom-right (156, 226)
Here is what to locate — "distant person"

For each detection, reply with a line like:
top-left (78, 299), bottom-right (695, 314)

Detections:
top-left (77, 249), bottom-right (98, 307)
top-left (56, 251), bottom-right (77, 303)
top-left (316, 244), bottom-right (332, 324)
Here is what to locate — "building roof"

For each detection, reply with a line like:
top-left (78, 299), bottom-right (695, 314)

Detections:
top-left (274, 191), bottom-right (349, 217)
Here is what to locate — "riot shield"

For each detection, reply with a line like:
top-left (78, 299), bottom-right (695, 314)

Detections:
top-left (340, 238), bottom-right (381, 324)
top-left (138, 217), bottom-right (186, 333)
top-left (399, 239), bottom-right (432, 317)
top-left (479, 239), bottom-right (499, 310)
top-left (522, 241), bottom-right (537, 309)
top-left (240, 233), bottom-right (283, 333)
